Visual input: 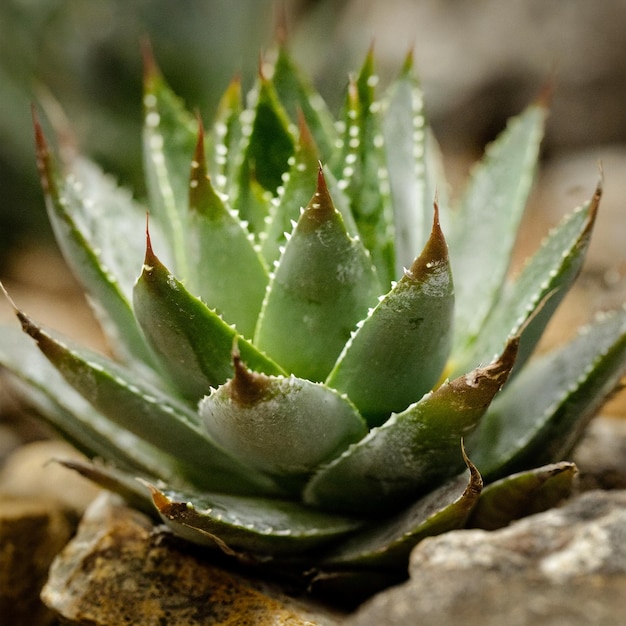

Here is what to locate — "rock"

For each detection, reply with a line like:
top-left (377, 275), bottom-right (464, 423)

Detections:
top-left (573, 416), bottom-right (626, 491)
top-left (0, 495), bottom-right (74, 626)
top-left (0, 440), bottom-right (101, 515)
top-left (347, 490), bottom-right (626, 626)
top-left (42, 492), bottom-right (342, 626)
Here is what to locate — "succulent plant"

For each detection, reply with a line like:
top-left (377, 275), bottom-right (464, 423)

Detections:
top-left (1, 44), bottom-right (625, 599)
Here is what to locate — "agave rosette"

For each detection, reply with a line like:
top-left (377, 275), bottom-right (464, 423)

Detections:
top-left (1, 45), bottom-right (625, 594)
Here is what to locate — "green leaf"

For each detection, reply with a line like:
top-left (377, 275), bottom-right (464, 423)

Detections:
top-left (320, 450), bottom-right (482, 568)
top-left (450, 102), bottom-right (547, 353)
top-left (271, 43), bottom-right (337, 160)
top-left (326, 205), bottom-right (454, 426)
top-left (187, 124), bottom-right (269, 338)
top-left (468, 308), bottom-right (626, 480)
top-left (199, 352), bottom-right (367, 490)
top-left (32, 118), bottom-right (155, 367)
top-left (254, 169), bottom-right (381, 381)
top-left (333, 50), bottom-right (395, 285)
top-left (143, 51), bottom-right (198, 280)
top-left (133, 237), bottom-right (284, 402)
top-left (234, 73), bottom-right (295, 233)
top-left (259, 114), bottom-right (321, 267)
top-left (210, 77), bottom-right (244, 195)
top-left (150, 485), bottom-right (363, 557)
top-left (14, 309), bottom-right (277, 495)
top-left (453, 187), bottom-right (600, 378)
top-left (382, 52), bottom-right (448, 274)
top-left (467, 462), bottom-right (577, 530)
top-left (304, 336), bottom-right (519, 514)
top-left (0, 325), bottom-right (178, 479)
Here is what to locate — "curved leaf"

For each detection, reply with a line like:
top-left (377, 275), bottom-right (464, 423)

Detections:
top-left (467, 462), bottom-right (577, 530)
top-left (133, 236), bottom-right (283, 402)
top-left (0, 325), bottom-right (178, 480)
top-left (150, 485), bottom-right (363, 557)
top-left (304, 337), bottom-right (519, 514)
top-left (326, 204), bottom-right (454, 426)
top-left (468, 308), bottom-right (626, 480)
top-left (320, 448), bottom-right (481, 568)
top-left (254, 168), bottom-right (381, 381)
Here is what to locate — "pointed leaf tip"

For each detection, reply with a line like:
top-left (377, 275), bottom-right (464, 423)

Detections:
top-left (229, 352), bottom-right (273, 406)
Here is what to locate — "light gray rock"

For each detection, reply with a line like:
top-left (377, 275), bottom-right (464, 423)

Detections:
top-left (348, 490), bottom-right (626, 626)
top-left (42, 492), bottom-right (342, 626)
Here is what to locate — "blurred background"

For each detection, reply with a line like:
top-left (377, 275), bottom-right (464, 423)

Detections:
top-left (1, 0), bottom-right (625, 436)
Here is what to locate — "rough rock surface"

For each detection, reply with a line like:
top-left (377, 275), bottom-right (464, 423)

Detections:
top-left (347, 489), bottom-right (626, 626)
top-left (0, 495), bottom-right (74, 626)
top-left (41, 492), bottom-right (342, 626)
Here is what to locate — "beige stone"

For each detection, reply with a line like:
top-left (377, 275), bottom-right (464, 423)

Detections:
top-left (42, 492), bottom-right (342, 625)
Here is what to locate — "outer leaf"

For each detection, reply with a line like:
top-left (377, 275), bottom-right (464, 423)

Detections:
top-left (320, 449), bottom-right (482, 568)
top-left (33, 118), bottom-right (155, 367)
top-left (453, 186), bottom-right (600, 378)
top-left (255, 168), bottom-right (381, 380)
top-left (382, 52), bottom-right (448, 274)
top-left (467, 462), bottom-right (577, 530)
top-left (133, 236), bottom-right (284, 402)
top-left (150, 485), bottom-right (363, 557)
top-left (468, 308), bottom-right (626, 480)
top-left (0, 325), bottom-right (179, 480)
top-left (199, 353), bottom-right (367, 490)
top-left (143, 51), bottom-right (198, 280)
top-left (326, 204), bottom-right (454, 426)
top-left (304, 337), bottom-right (519, 514)
top-left (14, 309), bottom-right (277, 495)
top-left (235, 73), bottom-right (295, 233)
top-left (450, 102), bottom-right (547, 352)
top-left (334, 50), bottom-right (395, 285)
top-left (271, 43), bottom-right (337, 160)
top-left (188, 124), bottom-right (269, 338)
